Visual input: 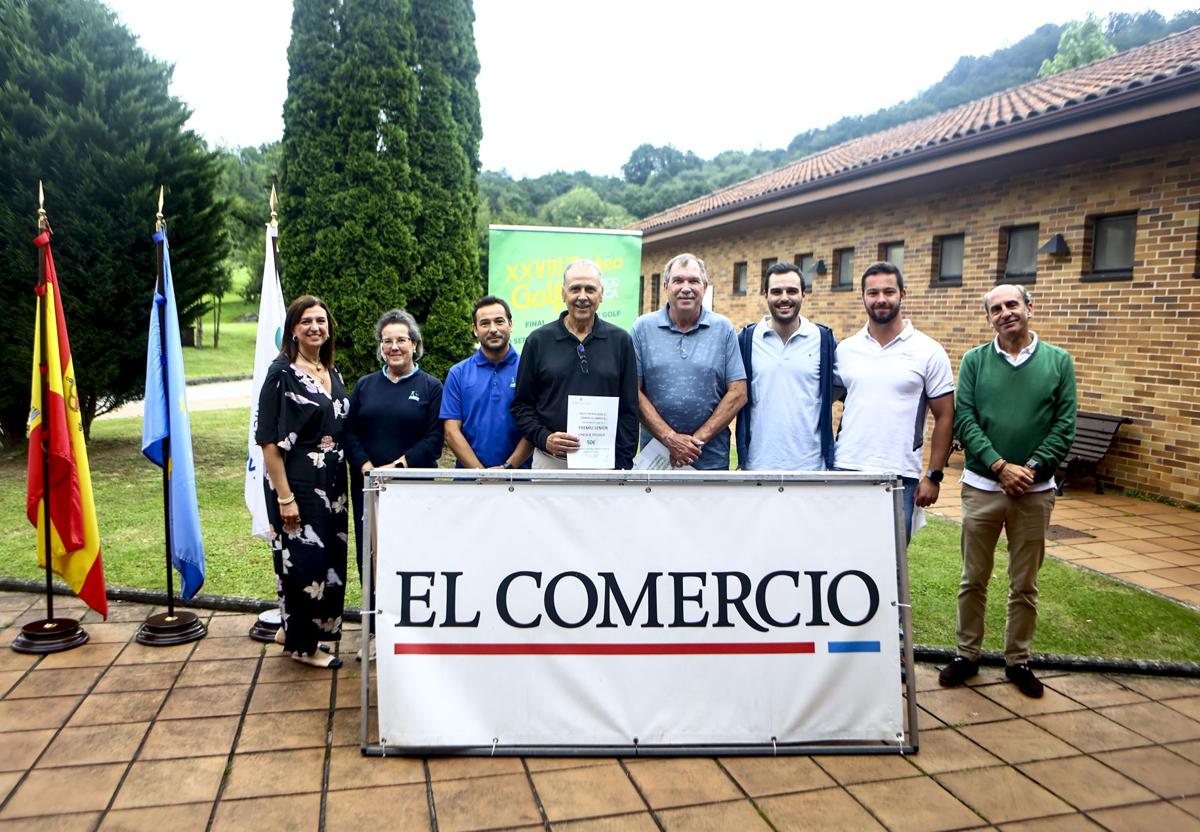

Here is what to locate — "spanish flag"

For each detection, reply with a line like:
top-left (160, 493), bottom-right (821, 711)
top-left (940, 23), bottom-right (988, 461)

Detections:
top-left (26, 230), bottom-right (107, 618)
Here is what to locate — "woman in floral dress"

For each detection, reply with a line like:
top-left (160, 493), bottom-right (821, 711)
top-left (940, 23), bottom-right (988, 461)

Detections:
top-left (256, 295), bottom-right (350, 669)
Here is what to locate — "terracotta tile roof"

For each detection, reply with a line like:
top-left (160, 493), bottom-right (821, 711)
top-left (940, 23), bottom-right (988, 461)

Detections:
top-left (634, 26), bottom-right (1200, 233)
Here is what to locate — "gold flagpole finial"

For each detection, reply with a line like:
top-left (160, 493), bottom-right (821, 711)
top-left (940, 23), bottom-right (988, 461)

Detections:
top-left (155, 185), bottom-right (165, 232)
top-left (269, 183), bottom-right (279, 230)
top-left (37, 181), bottom-right (48, 231)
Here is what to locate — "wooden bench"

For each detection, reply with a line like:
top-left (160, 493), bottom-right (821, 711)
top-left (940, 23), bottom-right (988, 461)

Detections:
top-left (1057, 411), bottom-right (1133, 495)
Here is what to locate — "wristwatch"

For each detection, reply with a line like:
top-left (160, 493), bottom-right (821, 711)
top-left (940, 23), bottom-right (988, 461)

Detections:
top-left (501, 462), bottom-right (514, 469)
top-left (925, 469), bottom-right (944, 484)
top-left (1025, 458), bottom-right (1040, 473)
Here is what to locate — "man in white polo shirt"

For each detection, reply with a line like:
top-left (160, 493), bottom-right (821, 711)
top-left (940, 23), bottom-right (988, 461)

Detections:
top-left (735, 262), bottom-right (837, 470)
top-left (834, 261), bottom-right (955, 541)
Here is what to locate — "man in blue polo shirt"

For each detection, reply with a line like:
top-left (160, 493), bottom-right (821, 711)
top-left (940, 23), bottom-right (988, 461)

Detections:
top-left (441, 296), bottom-right (533, 469)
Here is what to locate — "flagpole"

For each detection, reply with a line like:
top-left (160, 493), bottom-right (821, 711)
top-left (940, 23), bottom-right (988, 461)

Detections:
top-left (13, 183), bottom-right (89, 654)
top-left (136, 188), bottom-right (205, 646)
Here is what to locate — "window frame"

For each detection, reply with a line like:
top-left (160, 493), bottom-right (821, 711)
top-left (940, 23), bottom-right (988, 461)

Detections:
top-left (1001, 224), bottom-right (1039, 284)
top-left (832, 247), bottom-right (855, 292)
top-left (1083, 212), bottom-right (1137, 282)
top-left (795, 252), bottom-right (814, 293)
top-left (879, 240), bottom-right (905, 275)
top-left (732, 261), bottom-right (748, 296)
top-left (651, 273), bottom-right (661, 309)
top-left (760, 257), bottom-right (778, 294)
top-left (931, 233), bottom-right (965, 288)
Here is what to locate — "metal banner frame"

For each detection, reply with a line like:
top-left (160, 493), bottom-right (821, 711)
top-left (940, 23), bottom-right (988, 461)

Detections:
top-left (360, 469), bottom-right (919, 757)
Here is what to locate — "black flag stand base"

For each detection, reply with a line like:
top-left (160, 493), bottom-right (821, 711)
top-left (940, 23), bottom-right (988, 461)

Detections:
top-left (248, 608), bottom-right (282, 643)
top-left (136, 611), bottom-right (206, 646)
top-left (12, 617), bottom-right (89, 654)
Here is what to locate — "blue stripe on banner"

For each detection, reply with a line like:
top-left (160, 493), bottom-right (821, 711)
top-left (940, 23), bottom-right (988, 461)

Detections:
top-left (827, 641), bottom-right (881, 653)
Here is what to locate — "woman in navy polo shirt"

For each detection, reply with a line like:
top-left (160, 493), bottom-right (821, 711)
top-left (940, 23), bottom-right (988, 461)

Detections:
top-left (344, 309), bottom-right (443, 657)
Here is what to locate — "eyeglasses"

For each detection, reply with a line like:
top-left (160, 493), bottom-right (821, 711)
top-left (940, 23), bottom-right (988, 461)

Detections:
top-left (381, 337), bottom-right (411, 347)
top-left (576, 343), bottom-right (589, 375)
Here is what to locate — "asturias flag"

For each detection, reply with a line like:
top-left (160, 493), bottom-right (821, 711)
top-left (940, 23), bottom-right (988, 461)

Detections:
top-left (141, 229), bottom-right (205, 599)
top-left (26, 230), bottom-right (107, 618)
top-left (245, 223), bottom-right (286, 540)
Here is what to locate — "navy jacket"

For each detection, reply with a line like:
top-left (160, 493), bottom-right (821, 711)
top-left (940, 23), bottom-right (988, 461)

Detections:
top-left (734, 321), bottom-right (837, 470)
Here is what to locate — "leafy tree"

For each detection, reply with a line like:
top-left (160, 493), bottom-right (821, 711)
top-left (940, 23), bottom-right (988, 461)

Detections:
top-left (1039, 15), bottom-right (1116, 77)
top-left (539, 186), bottom-right (634, 229)
top-left (1107, 9), bottom-right (1200, 51)
top-left (0, 0), bottom-right (228, 441)
top-left (216, 141), bottom-right (281, 302)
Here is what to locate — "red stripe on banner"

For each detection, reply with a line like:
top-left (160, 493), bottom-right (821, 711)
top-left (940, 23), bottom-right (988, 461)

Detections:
top-left (394, 642), bottom-right (817, 656)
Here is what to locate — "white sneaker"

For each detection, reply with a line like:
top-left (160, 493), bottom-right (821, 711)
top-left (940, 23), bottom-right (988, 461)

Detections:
top-left (357, 635), bottom-right (376, 662)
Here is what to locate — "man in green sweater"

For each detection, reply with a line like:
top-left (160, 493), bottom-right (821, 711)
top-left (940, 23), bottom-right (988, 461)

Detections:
top-left (939, 284), bottom-right (1076, 698)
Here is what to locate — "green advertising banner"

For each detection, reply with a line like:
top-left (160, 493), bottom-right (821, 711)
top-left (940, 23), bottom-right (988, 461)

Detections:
top-left (488, 225), bottom-right (643, 350)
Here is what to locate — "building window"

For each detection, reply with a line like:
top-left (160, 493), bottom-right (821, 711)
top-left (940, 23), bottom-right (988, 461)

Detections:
top-left (833, 248), bottom-right (854, 290)
top-left (880, 241), bottom-right (905, 275)
top-left (651, 273), bottom-right (661, 309)
top-left (1003, 225), bottom-right (1038, 282)
top-left (732, 261), bottom-right (748, 296)
top-left (796, 252), bottom-right (814, 292)
top-left (1086, 213), bottom-right (1137, 280)
top-left (933, 234), bottom-right (964, 286)
top-left (760, 257), bottom-right (778, 293)
top-left (638, 275), bottom-right (645, 315)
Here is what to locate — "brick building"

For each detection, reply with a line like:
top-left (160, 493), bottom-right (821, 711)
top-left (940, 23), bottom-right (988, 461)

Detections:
top-left (633, 28), bottom-right (1200, 503)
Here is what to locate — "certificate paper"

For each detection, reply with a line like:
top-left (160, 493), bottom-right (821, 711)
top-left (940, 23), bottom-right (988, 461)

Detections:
top-left (567, 395), bottom-right (618, 469)
top-left (633, 438), bottom-right (695, 471)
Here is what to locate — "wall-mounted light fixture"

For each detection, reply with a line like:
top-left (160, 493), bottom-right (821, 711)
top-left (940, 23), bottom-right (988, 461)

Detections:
top-left (815, 259), bottom-right (828, 275)
top-left (1038, 233), bottom-right (1070, 257)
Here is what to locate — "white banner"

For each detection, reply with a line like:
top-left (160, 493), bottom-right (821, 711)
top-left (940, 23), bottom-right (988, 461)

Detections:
top-left (244, 224), bottom-right (286, 540)
top-left (374, 474), bottom-right (904, 749)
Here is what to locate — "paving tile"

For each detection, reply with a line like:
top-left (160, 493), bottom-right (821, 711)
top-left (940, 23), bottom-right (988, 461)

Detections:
top-left (211, 793), bottom-right (321, 831)
top-left (0, 762), bottom-right (125, 818)
top-left (1096, 746), bottom-right (1200, 798)
top-left (174, 658), bottom-right (258, 688)
top-left (0, 729), bottom-right (55, 772)
top-left (98, 801), bottom-right (212, 831)
top-left (524, 757), bottom-right (612, 773)
top-left (551, 813), bottom-right (659, 831)
top-left (1086, 801), bottom-right (1200, 831)
top-left (0, 771), bottom-right (20, 803)
top-left (246, 679), bottom-right (332, 713)
top-left (67, 689), bottom-right (167, 727)
top-left (531, 762), bottom-right (644, 822)
top-left (1071, 542), bottom-right (1137, 558)
top-left (1160, 586), bottom-right (1200, 606)
top-left (325, 746), bottom-right (424, 791)
top-left (188, 636), bottom-right (267, 661)
top-left (35, 642), bottom-right (123, 670)
top-left (223, 747), bottom-right (327, 800)
top-left (811, 752), bottom-right (922, 785)
top-left (1044, 675), bottom-right (1147, 708)
top-left (976, 683), bottom-right (1082, 717)
top-left (1176, 796), bottom-right (1200, 820)
top-left (718, 755), bottom-right (835, 796)
top-left (0, 811), bottom-right (103, 831)
top-left (1029, 710), bottom-right (1152, 753)
top-left (909, 727), bottom-right (1003, 774)
top-left (113, 641), bottom-right (196, 665)
top-left (0, 696), bottom-right (82, 731)
top-left (93, 662), bottom-right (183, 693)
top-left (1119, 571), bottom-right (1182, 590)
top-left (918, 687), bottom-right (1016, 725)
top-left (101, 604), bottom-right (157, 624)
top-left (111, 755), bottom-right (226, 809)
top-left (1168, 740), bottom-right (1200, 766)
top-left (1118, 675), bottom-right (1200, 701)
top-left (139, 714), bottom-right (240, 760)
top-left (757, 786), bottom-right (886, 831)
top-left (329, 706), bottom-right (377, 747)
top-left (0, 670), bottom-right (25, 697)
top-left (657, 799), bottom-right (770, 831)
top-left (625, 758), bottom-right (741, 809)
top-left (325, 783), bottom-right (430, 831)
top-left (1018, 755), bottom-right (1157, 810)
top-left (996, 815), bottom-right (1104, 831)
top-left (256, 655), bottom-right (335, 684)
top-left (236, 709), bottom-right (329, 753)
top-left (158, 683), bottom-right (249, 719)
top-left (199, 614), bottom-right (260, 638)
top-left (848, 776), bottom-right (982, 832)
top-left (937, 765), bottom-right (1074, 824)
top-left (36, 721), bottom-right (149, 767)
top-left (432, 771), bottom-right (541, 831)
top-left (959, 719), bottom-right (1078, 764)
top-left (912, 662), bottom-right (945, 692)
top-left (1098, 702), bottom-right (1200, 743)
top-left (69, 622), bottom-right (139, 644)
top-left (1149, 550), bottom-right (1200, 567)
top-left (427, 756), bottom-right (525, 781)
top-left (1166, 698), bottom-right (1200, 722)
top-left (7, 666), bottom-right (103, 699)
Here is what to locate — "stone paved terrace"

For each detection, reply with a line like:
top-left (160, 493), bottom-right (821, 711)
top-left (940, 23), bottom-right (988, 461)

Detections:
top-left (1, 481), bottom-right (1198, 831)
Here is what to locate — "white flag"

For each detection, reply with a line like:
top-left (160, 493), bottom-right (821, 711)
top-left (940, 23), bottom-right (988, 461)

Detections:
top-left (245, 224), bottom-right (286, 539)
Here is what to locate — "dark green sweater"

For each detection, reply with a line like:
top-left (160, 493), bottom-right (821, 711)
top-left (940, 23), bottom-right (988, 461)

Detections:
top-left (954, 339), bottom-right (1077, 481)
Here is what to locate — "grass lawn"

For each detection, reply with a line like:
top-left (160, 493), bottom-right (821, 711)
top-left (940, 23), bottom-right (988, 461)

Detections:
top-left (183, 266), bottom-right (258, 381)
top-left (2, 410), bottom-right (1197, 662)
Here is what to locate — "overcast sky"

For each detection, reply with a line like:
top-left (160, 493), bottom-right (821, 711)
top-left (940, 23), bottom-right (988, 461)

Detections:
top-left (102, 1), bottom-right (1196, 178)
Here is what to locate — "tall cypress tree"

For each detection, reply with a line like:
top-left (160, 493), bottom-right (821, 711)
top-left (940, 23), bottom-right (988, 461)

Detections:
top-left (409, 0), bottom-right (483, 379)
top-left (0, 0), bottom-right (228, 439)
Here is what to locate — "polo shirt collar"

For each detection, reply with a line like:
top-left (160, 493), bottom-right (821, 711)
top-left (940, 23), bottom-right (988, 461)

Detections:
top-left (658, 304), bottom-right (710, 333)
top-left (555, 310), bottom-right (607, 341)
top-left (472, 346), bottom-right (518, 367)
top-left (757, 315), bottom-right (816, 342)
top-left (992, 331), bottom-right (1039, 358)
top-left (861, 319), bottom-right (913, 348)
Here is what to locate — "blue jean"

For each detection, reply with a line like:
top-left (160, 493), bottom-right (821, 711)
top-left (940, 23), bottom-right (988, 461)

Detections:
top-left (900, 476), bottom-right (919, 544)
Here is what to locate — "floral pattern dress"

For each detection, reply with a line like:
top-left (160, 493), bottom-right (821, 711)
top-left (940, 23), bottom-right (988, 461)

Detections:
top-left (256, 354), bottom-right (350, 656)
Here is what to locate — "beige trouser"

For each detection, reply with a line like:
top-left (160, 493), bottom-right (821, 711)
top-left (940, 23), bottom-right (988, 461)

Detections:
top-left (957, 484), bottom-right (1056, 665)
top-left (532, 448), bottom-right (568, 469)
